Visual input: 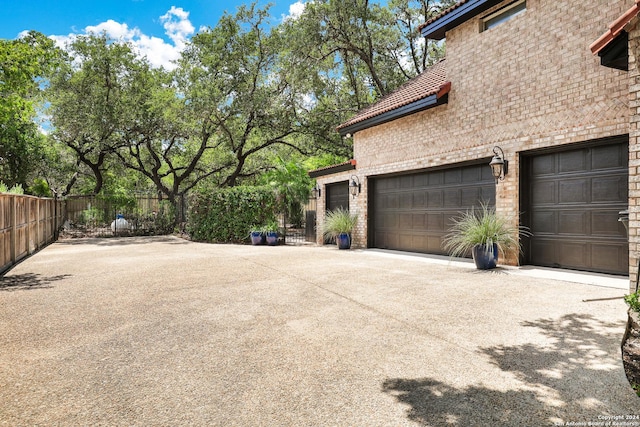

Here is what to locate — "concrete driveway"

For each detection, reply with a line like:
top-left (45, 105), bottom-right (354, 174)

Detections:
top-left (0, 236), bottom-right (638, 426)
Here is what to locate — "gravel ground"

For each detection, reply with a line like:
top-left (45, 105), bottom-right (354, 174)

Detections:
top-left (0, 236), bottom-right (638, 426)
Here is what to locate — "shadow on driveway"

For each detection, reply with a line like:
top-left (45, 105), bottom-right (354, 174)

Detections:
top-left (56, 235), bottom-right (190, 247)
top-left (383, 313), bottom-right (628, 426)
top-left (0, 273), bottom-right (72, 291)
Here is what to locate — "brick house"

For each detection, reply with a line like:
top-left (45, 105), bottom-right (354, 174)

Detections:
top-left (311, 0), bottom-right (639, 289)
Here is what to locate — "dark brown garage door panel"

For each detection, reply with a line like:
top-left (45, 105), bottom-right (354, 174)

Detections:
top-left (371, 163), bottom-right (495, 254)
top-left (326, 182), bottom-right (349, 212)
top-left (528, 141), bottom-right (628, 275)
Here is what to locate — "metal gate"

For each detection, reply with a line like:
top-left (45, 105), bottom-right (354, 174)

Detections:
top-left (63, 194), bottom-right (184, 238)
top-left (281, 197), bottom-right (317, 245)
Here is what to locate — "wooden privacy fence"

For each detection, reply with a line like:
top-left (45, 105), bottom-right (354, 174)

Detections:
top-left (0, 194), bottom-right (65, 274)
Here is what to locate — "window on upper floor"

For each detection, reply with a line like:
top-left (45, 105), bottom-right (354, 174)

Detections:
top-left (481, 0), bottom-right (526, 32)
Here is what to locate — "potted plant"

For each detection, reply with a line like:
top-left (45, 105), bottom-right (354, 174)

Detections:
top-left (322, 207), bottom-right (358, 250)
top-left (249, 225), bottom-right (265, 245)
top-left (442, 202), bottom-right (530, 269)
top-left (264, 220), bottom-right (280, 246)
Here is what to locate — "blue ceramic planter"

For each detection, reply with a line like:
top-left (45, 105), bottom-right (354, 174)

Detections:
top-left (336, 233), bottom-right (351, 250)
top-left (472, 243), bottom-right (498, 269)
top-left (250, 232), bottom-right (265, 245)
top-left (266, 231), bottom-right (278, 246)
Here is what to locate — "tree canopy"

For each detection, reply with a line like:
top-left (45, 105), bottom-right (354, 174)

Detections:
top-left (4, 0), bottom-right (456, 224)
top-left (0, 31), bottom-right (62, 188)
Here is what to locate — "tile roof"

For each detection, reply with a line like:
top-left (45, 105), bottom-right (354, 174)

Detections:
top-left (590, 0), bottom-right (640, 55)
top-left (419, 1), bottom-right (469, 31)
top-left (336, 59), bottom-right (450, 131)
top-left (308, 159), bottom-right (357, 178)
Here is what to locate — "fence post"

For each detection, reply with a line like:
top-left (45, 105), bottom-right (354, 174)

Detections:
top-left (10, 195), bottom-right (16, 266)
top-left (24, 196), bottom-right (31, 255)
top-left (35, 198), bottom-right (41, 251)
top-left (54, 195), bottom-right (58, 241)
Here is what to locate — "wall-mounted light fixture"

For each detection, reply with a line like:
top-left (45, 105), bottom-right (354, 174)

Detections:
top-left (311, 184), bottom-right (321, 199)
top-left (349, 175), bottom-right (361, 197)
top-left (489, 146), bottom-right (508, 184)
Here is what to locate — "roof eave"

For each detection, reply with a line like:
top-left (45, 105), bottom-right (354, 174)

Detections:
top-left (421, 0), bottom-right (504, 40)
top-left (308, 159), bottom-right (357, 178)
top-left (598, 31), bottom-right (628, 71)
top-left (590, 0), bottom-right (640, 56)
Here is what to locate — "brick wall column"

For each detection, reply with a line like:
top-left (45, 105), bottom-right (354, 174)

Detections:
top-left (495, 149), bottom-right (520, 266)
top-left (349, 173), bottom-right (367, 249)
top-left (315, 182), bottom-right (326, 246)
top-left (629, 18), bottom-right (640, 294)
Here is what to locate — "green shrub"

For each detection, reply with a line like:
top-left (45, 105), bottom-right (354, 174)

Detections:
top-left (625, 292), bottom-right (640, 314)
top-left (262, 220), bottom-right (280, 234)
top-left (77, 207), bottom-right (104, 225)
top-left (136, 200), bottom-right (176, 235)
top-left (188, 186), bottom-right (277, 243)
top-left (28, 178), bottom-right (52, 197)
top-left (0, 182), bottom-right (25, 194)
top-left (633, 383), bottom-right (640, 398)
top-left (97, 191), bottom-right (137, 213)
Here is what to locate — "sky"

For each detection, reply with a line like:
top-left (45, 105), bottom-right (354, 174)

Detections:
top-left (2, 0), bottom-right (305, 69)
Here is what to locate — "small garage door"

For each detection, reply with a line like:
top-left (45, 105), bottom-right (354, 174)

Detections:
top-left (325, 182), bottom-right (349, 212)
top-left (524, 140), bottom-right (628, 275)
top-left (370, 163), bottom-right (495, 254)
top-left (324, 182), bottom-right (349, 244)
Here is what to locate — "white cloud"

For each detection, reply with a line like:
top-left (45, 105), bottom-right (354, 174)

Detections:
top-left (133, 33), bottom-right (182, 70)
top-left (85, 19), bottom-right (137, 40)
top-left (283, 1), bottom-right (306, 21)
top-left (160, 6), bottom-right (194, 51)
top-left (49, 7), bottom-right (196, 70)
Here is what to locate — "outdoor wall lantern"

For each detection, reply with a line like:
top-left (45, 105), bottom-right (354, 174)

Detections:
top-left (489, 146), bottom-right (508, 184)
top-left (311, 184), bottom-right (321, 199)
top-left (349, 175), bottom-right (361, 197)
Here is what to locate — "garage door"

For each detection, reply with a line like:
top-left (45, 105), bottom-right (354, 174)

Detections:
top-left (325, 182), bottom-right (349, 212)
top-left (524, 140), bottom-right (628, 275)
top-left (370, 163), bottom-right (495, 254)
top-left (324, 182), bottom-right (349, 244)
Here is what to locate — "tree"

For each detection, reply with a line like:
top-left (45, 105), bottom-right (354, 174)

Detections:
top-left (0, 31), bottom-right (62, 188)
top-left (389, 0), bottom-right (457, 74)
top-left (114, 62), bottom-right (223, 218)
top-left (107, 4), bottom-right (307, 224)
top-left (279, 0), bottom-right (456, 157)
top-left (35, 135), bottom-right (84, 196)
top-left (261, 157), bottom-right (312, 227)
top-left (41, 0), bottom-right (458, 216)
top-left (175, 4), bottom-right (306, 188)
top-left (283, 0), bottom-right (396, 111)
top-left (47, 34), bottom-right (140, 195)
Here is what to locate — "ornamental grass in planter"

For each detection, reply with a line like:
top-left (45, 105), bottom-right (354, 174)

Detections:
top-left (442, 202), bottom-right (530, 269)
top-left (322, 207), bottom-right (358, 249)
